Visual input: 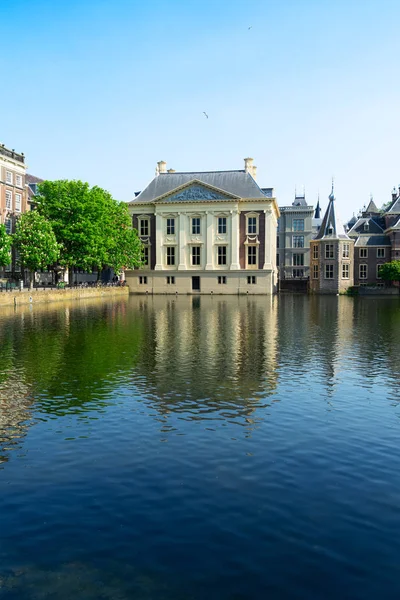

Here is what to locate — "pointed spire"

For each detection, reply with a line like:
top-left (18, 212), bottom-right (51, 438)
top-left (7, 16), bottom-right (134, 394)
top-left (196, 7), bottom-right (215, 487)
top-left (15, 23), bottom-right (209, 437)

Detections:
top-left (314, 182), bottom-right (349, 240)
top-left (314, 193), bottom-right (321, 219)
top-left (329, 177), bottom-right (335, 201)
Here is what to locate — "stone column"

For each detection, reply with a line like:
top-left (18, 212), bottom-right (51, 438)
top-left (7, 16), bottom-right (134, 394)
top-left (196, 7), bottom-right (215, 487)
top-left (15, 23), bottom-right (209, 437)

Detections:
top-left (230, 209), bottom-right (240, 270)
top-left (178, 212), bottom-right (187, 270)
top-left (263, 208), bottom-right (272, 270)
top-left (154, 212), bottom-right (163, 270)
top-left (205, 211), bottom-right (214, 270)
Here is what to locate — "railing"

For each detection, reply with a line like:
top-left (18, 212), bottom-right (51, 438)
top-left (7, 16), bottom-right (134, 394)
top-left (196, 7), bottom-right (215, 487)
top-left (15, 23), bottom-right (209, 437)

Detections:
top-left (0, 146), bottom-right (25, 164)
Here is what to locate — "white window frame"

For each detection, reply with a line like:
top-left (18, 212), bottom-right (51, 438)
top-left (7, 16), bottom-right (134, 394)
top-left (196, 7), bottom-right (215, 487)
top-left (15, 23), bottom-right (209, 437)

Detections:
top-left (359, 248), bottom-right (368, 259)
top-left (247, 275), bottom-right (256, 284)
top-left (6, 171), bottom-right (12, 184)
top-left (166, 246), bottom-right (176, 266)
top-left (342, 263), bottom-right (349, 279)
top-left (5, 190), bottom-right (12, 210)
top-left (293, 219), bottom-right (304, 232)
top-left (313, 264), bottom-right (319, 279)
top-left (191, 245), bottom-right (201, 266)
top-left (218, 276), bottom-right (227, 284)
top-left (217, 245), bottom-right (227, 265)
top-left (292, 253), bottom-right (304, 266)
top-left (15, 193), bottom-right (22, 212)
top-left (142, 245), bottom-right (149, 266)
top-left (138, 217), bottom-right (150, 237)
top-left (359, 264), bottom-right (367, 280)
top-left (15, 174), bottom-right (23, 188)
top-left (246, 213), bottom-right (259, 235)
top-left (325, 244), bottom-right (334, 259)
top-left (325, 264), bottom-right (334, 279)
top-left (191, 217), bottom-right (201, 235)
top-left (166, 276), bottom-right (175, 285)
top-left (166, 218), bottom-right (175, 235)
top-left (139, 276), bottom-right (147, 285)
top-left (342, 244), bottom-right (350, 258)
top-left (217, 217), bottom-right (227, 235)
top-left (313, 245), bottom-right (319, 259)
top-left (376, 248), bottom-right (385, 258)
top-left (247, 245), bottom-right (258, 269)
top-left (293, 235), bottom-right (304, 248)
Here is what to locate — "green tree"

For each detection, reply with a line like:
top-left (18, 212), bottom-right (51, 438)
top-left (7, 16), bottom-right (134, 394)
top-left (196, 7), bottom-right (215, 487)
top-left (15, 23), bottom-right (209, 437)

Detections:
top-left (13, 212), bottom-right (60, 289)
top-left (36, 180), bottom-right (142, 283)
top-left (0, 223), bottom-right (12, 269)
top-left (378, 260), bottom-right (400, 284)
top-left (104, 201), bottom-right (143, 274)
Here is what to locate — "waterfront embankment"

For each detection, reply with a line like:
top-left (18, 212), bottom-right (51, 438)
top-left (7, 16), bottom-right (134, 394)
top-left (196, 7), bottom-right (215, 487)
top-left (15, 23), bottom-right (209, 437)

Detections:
top-left (0, 286), bottom-right (129, 308)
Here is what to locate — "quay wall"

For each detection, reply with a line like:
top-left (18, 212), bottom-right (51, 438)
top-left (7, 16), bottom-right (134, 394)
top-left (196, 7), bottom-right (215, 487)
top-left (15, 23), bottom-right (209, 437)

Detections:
top-left (0, 287), bottom-right (129, 308)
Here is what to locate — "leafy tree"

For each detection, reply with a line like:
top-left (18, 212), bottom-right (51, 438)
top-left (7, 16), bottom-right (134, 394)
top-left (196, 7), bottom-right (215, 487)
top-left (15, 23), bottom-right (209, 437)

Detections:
top-left (378, 260), bottom-right (400, 283)
top-left (13, 212), bottom-right (60, 289)
top-left (104, 201), bottom-right (143, 274)
top-left (0, 223), bottom-right (12, 269)
top-left (35, 180), bottom-right (142, 283)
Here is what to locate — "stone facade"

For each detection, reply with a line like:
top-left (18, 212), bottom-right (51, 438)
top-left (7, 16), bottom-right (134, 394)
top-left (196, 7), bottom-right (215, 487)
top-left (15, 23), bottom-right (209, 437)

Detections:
top-left (309, 187), bottom-right (354, 294)
top-left (277, 192), bottom-right (314, 280)
top-left (126, 159), bottom-right (280, 295)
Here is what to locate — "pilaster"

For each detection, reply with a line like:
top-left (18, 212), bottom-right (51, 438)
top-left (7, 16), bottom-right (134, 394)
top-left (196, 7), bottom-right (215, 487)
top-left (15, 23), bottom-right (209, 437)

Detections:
top-left (154, 212), bottom-right (163, 270)
top-left (178, 212), bottom-right (187, 270)
top-left (230, 209), bottom-right (240, 270)
top-left (205, 211), bottom-right (214, 270)
top-left (263, 208), bottom-right (272, 269)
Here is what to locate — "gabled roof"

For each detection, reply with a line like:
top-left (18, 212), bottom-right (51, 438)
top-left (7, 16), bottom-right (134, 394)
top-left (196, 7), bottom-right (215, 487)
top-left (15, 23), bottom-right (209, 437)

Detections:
top-left (348, 216), bottom-right (384, 236)
top-left (314, 187), bottom-right (350, 240)
top-left (26, 174), bottom-right (44, 185)
top-left (387, 196), bottom-right (400, 214)
top-left (130, 170), bottom-right (269, 204)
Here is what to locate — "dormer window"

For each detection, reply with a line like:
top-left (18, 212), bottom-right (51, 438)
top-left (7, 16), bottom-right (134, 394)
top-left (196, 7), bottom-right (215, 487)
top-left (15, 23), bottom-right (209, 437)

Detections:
top-left (328, 227), bottom-right (333, 235)
top-left (364, 221), bottom-right (369, 232)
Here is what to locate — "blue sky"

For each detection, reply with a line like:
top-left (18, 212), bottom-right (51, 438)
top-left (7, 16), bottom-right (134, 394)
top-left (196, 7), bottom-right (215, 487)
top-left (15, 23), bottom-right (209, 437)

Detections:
top-left (1, 0), bottom-right (400, 218)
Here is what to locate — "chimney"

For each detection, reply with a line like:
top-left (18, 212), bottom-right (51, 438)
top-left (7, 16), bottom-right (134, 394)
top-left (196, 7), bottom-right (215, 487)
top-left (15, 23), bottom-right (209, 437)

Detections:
top-left (156, 160), bottom-right (167, 176)
top-left (167, 168), bottom-right (176, 173)
top-left (392, 187), bottom-right (397, 201)
top-left (252, 165), bottom-right (257, 181)
top-left (244, 157), bottom-right (254, 175)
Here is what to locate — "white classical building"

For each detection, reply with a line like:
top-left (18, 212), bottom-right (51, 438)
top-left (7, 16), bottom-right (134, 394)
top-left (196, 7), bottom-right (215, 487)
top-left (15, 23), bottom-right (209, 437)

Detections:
top-left (125, 158), bottom-right (280, 294)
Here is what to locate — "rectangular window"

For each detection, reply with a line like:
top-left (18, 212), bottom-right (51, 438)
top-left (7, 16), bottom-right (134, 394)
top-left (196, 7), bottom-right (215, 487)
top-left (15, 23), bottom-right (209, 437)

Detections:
top-left (293, 268), bottom-right (304, 278)
top-left (377, 248), bottom-right (385, 258)
top-left (192, 246), bottom-right (201, 266)
top-left (247, 275), bottom-right (256, 284)
top-left (218, 246), bottom-right (227, 265)
top-left (342, 264), bottom-right (349, 279)
top-left (218, 217), bottom-right (227, 234)
top-left (142, 246), bottom-right (149, 265)
top-left (15, 193), bottom-right (21, 212)
top-left (16, 174), bottom-right (22, 187)
top-left (166, 218), bottom-right (175, 235)
top-left (359, 248), bottom-right (368, 259)
top-left (218, 276), bottom-right (227, 284)
top-left (325, 244), bottom-right (334, 259)
top-left (166, 276), bottom-right (175, 284)
top-left (166, 246), bottom-right (175, 265)
top-left (325, 264), bottom-right (334, 279)
top-left (247, 216), bottom-right (257, 234)
top-left (6, 171), bottom-right (12, 184)
top-left (293, 253), bottom-right (304, 266)
top-left (342, 244), bottom-right (350, 258)
top-left (139, 276), bottom-right (147, 284)
top-left (359, 264), bottom-right (367, 279)
top-left (5, 190), bottom-right (12, 209)
top-left (192, 217), bottom-right (201, 235)
top-left (377, 264), bottom-right (384, 279)
top-left (293, 219), bottom-right (304, 231)
top-left (140, 219), bottom-right (149, 237)
top-left (313, 264), bottom-right (319, 279)
top-left (5, 218), bottom-right (12, 234)
top-left (247, 246), bottom-right (257, 265)
top-left (313, 245), bottom-right (319, 259)
top-left (276, 253), bottom-right (280, 266)
top-left (293, 235), bottom-right (304, 248)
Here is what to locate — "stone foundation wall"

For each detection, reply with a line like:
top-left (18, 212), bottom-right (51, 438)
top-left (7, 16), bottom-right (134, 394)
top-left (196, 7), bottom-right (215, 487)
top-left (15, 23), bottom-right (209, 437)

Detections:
top-left (0, 286), bottom-right (129, 308)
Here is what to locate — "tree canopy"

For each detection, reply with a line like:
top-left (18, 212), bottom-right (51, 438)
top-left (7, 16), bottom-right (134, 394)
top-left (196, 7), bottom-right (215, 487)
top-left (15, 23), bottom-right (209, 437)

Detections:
top-left (0, 223), bottom-right (12, 268)
top-left (378, 260), bottom-right (400, 282)
top-left (35, 180), bottom-right (142, 278)
top-left (13, 212), bottom-right (60, 289)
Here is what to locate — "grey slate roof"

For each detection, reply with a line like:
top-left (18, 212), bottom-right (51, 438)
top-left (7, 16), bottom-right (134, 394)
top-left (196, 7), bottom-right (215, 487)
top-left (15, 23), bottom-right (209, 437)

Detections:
top-left (348, 217), bottom-right (384, 235)
top-left (354, 235), bottom-right (391, 247)
top-left (292, 193), bottom-right (307, 207)
top-left (314, 190), bottom-right (350, 240)
top-left (387, 196), bottom-right (400, 213)
top-left (364, 198), bottom-right (379, 214)
top-left (130, 170), bottom-right (269, 204)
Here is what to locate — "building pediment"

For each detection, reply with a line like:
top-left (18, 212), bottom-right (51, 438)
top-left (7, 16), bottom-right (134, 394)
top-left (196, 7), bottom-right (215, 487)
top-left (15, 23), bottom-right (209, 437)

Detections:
top-left (153, 180), bottom-right (240, 203)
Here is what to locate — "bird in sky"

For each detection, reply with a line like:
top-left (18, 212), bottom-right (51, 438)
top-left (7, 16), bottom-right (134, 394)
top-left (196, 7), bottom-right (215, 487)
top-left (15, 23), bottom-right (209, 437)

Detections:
top-left (248, 26), bottom-right (252, 30)
top-left (203, 111), bottom-right (209, 119)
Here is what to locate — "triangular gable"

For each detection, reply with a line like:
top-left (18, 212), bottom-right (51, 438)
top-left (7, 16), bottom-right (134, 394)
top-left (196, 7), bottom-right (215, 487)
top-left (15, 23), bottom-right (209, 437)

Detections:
top-left (388, 197), bottom-right (400, 213)
top-left (153, 179), bottom-right (240, 203)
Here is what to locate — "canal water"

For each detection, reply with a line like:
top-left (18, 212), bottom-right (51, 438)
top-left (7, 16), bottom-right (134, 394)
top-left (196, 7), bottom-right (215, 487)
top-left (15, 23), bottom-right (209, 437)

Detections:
top-left (0, 295), bottom-right (399, 599)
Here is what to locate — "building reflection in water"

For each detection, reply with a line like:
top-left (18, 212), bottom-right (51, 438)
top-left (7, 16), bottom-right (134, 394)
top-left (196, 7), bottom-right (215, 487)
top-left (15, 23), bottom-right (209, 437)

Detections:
top-left (131, 295), bottom-right (279, 431)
